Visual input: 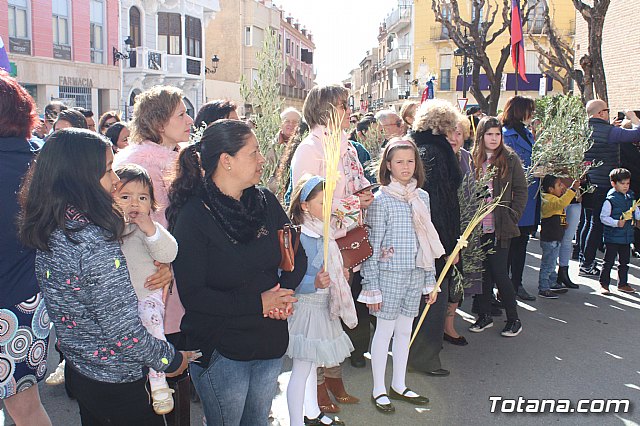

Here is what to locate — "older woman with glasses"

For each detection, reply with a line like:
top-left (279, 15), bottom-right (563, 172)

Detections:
top-left (290, 84), bottom-right (372, 415)
top-left (98, 111), bottom-right (121, 135)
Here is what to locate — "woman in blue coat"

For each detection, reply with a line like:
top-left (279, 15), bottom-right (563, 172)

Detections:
top-left (501, 96), bottom-right (539, 301)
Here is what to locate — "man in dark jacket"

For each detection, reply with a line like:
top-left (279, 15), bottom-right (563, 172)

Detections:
top-left (580, 100), bottom-right (640, 276)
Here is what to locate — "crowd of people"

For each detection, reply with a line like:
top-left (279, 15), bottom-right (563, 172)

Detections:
top-left (2, 67), bottom-right (640, 426)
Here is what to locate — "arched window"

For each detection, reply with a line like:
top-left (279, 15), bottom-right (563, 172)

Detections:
top-left (183, 98), bottom-right (194, 118)
top-left (129, 6), bottom-right (140, 67)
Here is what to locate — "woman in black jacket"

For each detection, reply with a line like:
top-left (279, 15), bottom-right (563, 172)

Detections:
top-left (407, 99), bottom-right (462, 377)
top-left (168, 119), bottom-right (305, 426)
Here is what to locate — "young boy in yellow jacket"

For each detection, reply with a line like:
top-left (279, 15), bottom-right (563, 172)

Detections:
top-left (539, 174), bottom-right (580, 299)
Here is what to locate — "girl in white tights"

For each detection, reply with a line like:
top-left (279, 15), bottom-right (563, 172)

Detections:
top-left (285, 175), bottom-right (356, 426)
top-left (358, 138), bottom-right (444, 414)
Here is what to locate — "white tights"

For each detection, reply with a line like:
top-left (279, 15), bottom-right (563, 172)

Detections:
top-left (287, 360), bottom-right (333, 426)
top-left (370, 315), bottom-right (416, 404)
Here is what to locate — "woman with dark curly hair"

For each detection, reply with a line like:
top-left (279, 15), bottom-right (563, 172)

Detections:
top-left (193, 99), bottom-right (238, 129)
top-left (167, 119), bottom-right (305, 425)
top-left (0, 70), bottom-right (51, 426)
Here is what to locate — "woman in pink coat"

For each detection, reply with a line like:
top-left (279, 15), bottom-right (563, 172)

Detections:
top-left (290, 84), bottom-right (374, 415)
top-left (113, 85), bottom-right (194, 421)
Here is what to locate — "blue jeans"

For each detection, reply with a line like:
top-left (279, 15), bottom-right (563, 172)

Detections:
top-left (539, 240), bottom-right (561, 291)
top-left (559, 203), bottom-right (581, 266)
top-left (190, 352), bottom-right (283, 426)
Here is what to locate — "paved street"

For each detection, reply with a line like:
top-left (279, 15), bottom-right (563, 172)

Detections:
top-left (3, 237), bottom-right (640, 425)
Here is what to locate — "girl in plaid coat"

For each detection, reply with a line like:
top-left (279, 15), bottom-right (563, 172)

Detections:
top-left (358, 138), bottom-right (445, 414)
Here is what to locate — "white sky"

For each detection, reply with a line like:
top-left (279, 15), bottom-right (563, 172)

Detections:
top-left (275, 0), bottom-right (398, 85)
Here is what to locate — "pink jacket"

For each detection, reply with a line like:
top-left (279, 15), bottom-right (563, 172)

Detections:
top-left (114, 141), bottom-right (185, 334)
top-left (291, 126), bottom-right (369, 202)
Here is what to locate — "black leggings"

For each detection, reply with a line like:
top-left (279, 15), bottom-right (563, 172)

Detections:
top-left (478, 234), bottom-right (519, 321)
top-left (65, 363), bottom-right (164, 426)
top-left (343, 271), bottom-right (371, 358)
top-left (508, 226), bottom-right (535, 289)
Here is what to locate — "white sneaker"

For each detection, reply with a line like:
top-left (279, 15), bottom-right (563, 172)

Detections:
top-left (152, 387), bottom-right (175, 415)
top-left (45, 360), bottom-right (66, 385)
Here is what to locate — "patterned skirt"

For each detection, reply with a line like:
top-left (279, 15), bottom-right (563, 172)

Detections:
top-left (286, 292), bottom-right (354, 368)
top-left (0, 293), bottom-right (50, 399)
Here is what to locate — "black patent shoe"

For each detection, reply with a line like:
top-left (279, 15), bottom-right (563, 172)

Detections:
top-left (389, 387), bottom-right (429, 405)
top-left (350, 356), bottom-right (366, 368)
top-left (443, 333), bottom-right (468, 346)
top-left (304, 412), bottom-right (345, 425)
top-left (371, 394), bottom-right (395, 413)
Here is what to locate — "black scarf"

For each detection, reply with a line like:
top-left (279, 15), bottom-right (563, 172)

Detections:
top-left (201, 178), bottom-right (268, 244)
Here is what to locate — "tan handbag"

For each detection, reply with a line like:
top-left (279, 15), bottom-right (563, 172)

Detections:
top-left (278, 224), bottom-right (301, 272)
top-left (336, 225), bottom-right (373, 269)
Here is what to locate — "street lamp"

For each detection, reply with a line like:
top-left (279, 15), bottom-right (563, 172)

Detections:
top-left (113, 36), bottom-right (133, 64)
top-left (404, 69), bottom-right (411, 99)
top-left (114, 36), bottom-right (133, 121)
top-left (453, 28), bottom-right (473, 99)
top-left (367, 94), bottom-right (372, 112)
top-left (205, 55), bottom-right (220, 74)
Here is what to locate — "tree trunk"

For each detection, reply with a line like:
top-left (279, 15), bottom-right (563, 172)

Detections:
top-left (487, 76), bottom-right (502, 116)
top-left (589, 13), bottom-right (608, 102)
top-left (579, 55), bottom-right (594, 102)
top-left (470, 67), bottom-right (489, 114)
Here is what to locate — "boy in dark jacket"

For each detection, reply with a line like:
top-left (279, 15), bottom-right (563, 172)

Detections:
top-left (599, 168), bottom-right (640, 293)
top-left (538, 175), bottom-right (579, 298)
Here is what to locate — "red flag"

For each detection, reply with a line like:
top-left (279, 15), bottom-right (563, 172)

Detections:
top-left (510, 0), bottom-right (528, 83)
top-left (421, 87), bottom-right (429, 104)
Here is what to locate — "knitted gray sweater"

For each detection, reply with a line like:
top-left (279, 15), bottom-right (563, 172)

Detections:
top-left (35, 211), bottom-right (181, 383)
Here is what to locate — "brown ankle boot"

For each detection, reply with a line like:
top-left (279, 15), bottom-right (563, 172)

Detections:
top-left (317, 382), bottom-right (340, 413)
top-left (325, 377), bottom-right (359, 404)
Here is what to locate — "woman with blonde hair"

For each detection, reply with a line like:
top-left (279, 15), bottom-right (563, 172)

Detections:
top-left (291, 84), bottom-right (371, 414)
top-left (113, 85), bottom-right (194, 423)
top-left (407, 99), bottom-right (461, 376)
top-left (400, 100), bottom-right (419, 128)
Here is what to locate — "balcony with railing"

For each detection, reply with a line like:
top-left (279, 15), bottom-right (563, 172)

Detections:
top-left (430, 25), bottom-right (450, 42)
top-left (279, 84), bottom-right (309, 100)
top-left (383, 85), bottom-right (410, 102)
top-left (125, 47), bottom-right (167, 73)
top-left (385, 3), bottom-right (412, 34)
top-left (525, 18), bottom-right (545, 34)
top-left (165, 55), bottom-right (202, 76)
top-left (385, 46), bottom-right (410, 69)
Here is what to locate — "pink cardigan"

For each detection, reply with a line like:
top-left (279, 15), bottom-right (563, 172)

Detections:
top-left (291, 126), bottom-right (369, 202)
top-left (114, 141), bottom-right (185, 334)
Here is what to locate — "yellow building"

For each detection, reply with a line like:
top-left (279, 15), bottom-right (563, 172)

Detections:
top-left (411, 0), bottom-right (576, 112)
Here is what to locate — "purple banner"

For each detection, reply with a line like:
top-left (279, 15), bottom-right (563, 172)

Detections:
top-left (455, 73), bottom-right (553, 92)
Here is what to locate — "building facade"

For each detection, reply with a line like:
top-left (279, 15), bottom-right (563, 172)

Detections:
top-left (204, 0), bottom-right (315, 116)
top-left (1, 0), bottom-right (120, 114)
top-left (349, 0), bottom-right (575, 113)
top-left (574, 1), bottom-right (640, 114)
top-left (279, 13), bottom-right (315, 111)
top-left (411, 0), bottom-right (574, 111)
top-left (381, 1), bottom-right (413, 111)
top-left (120, 0), bottom-right (220, 119)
